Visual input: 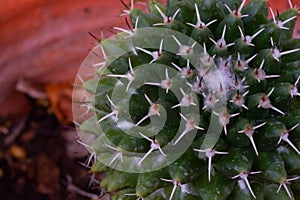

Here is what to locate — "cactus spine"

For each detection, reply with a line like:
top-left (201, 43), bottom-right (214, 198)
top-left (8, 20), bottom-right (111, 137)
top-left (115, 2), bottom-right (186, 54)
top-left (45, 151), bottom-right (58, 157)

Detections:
top-left (74, 0), bottom-right (300, 199)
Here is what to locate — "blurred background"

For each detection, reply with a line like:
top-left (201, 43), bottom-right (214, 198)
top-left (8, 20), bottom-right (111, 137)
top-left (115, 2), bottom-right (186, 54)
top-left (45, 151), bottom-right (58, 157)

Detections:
top-left (0, 0), bottom-right (299, 199)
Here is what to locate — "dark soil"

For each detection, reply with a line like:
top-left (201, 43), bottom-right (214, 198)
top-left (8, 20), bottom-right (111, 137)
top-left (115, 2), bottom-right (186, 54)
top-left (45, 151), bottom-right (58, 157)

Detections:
top-left (0, 97), bottom-right (102, 200)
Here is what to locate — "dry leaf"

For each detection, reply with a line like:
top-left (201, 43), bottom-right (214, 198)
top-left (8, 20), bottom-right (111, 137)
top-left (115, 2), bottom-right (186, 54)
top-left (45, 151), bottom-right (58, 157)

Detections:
top-left (45, 82), bottom-right (73, 124)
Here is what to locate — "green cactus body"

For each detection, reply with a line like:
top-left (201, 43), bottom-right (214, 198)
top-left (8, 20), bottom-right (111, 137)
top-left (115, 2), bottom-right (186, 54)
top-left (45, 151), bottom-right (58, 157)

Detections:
top-left (74, 0), bottom-right (300, 199)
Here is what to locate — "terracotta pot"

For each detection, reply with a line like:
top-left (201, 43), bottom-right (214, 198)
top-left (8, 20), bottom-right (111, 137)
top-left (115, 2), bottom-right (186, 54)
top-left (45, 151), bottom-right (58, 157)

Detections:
top-left (0, 0), bottom-right (298, 121)
top-left (0, 0), bottom-right (131, 120)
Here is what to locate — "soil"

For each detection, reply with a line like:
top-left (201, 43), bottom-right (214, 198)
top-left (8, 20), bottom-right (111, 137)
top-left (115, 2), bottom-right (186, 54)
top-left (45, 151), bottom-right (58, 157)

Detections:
top-left (0, 97), bottom-right (102, 200)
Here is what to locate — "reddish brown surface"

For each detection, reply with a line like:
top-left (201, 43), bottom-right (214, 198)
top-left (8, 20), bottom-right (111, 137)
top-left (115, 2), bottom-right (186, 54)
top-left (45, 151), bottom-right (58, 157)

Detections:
top-left (0, 0), bottom-right (129, 120)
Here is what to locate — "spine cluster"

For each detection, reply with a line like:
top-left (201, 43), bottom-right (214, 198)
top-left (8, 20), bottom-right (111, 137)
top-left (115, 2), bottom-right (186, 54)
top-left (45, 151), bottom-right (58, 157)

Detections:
top-left (73, 0), bottom-right (300, 199)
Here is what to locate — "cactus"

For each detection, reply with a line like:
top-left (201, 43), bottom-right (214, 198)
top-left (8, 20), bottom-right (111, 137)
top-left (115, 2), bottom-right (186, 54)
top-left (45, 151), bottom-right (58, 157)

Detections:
top-left (74, 0), bottom-right (300, 199)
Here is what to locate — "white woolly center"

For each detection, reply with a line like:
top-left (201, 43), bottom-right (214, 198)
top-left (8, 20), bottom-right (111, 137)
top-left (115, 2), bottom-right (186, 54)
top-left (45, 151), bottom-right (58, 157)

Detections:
top-left (203, 70), bottom-right (224, 93)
